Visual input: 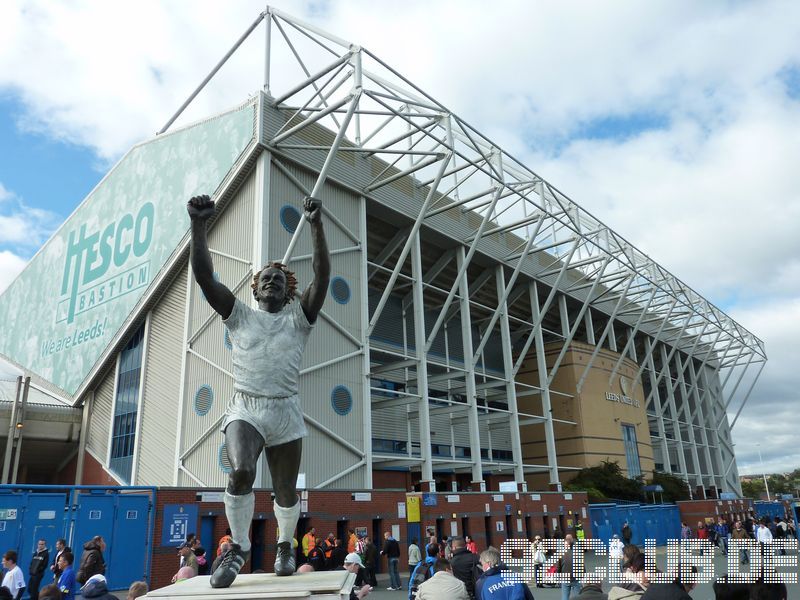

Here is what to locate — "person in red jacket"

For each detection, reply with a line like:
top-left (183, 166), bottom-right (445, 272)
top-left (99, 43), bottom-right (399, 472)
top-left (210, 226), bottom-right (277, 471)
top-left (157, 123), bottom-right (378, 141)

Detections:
top-left (465, 535), bottom-right (478, 554)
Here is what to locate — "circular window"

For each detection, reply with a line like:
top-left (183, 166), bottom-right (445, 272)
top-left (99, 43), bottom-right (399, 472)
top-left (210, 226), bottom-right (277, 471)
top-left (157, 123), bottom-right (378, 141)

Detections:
top-left (331, 385), bottom-right (353, 416)
top-left (280, 205), bottom-right (302, 233)
top-left (224, 327), bottom-right (232, 350)
top-left (194, 384), bottom-right (214, 416)
top-left (330, 277), bottom-right (351, 304)
top-left (219, 443), bottom-right (232, 473)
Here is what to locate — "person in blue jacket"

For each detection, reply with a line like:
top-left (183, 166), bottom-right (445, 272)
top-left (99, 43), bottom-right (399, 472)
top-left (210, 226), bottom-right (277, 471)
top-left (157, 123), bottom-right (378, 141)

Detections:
top-left (408, 543), bottom-right (438, 599)
top-left (56, 551), bottom-right (76, 600)
top-left (474, 547), bottom-right (534, 600)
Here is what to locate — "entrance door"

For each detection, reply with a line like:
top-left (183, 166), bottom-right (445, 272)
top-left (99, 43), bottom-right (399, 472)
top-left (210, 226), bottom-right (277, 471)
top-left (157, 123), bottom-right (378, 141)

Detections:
top-left (250, 518), bottom-right (266, 573)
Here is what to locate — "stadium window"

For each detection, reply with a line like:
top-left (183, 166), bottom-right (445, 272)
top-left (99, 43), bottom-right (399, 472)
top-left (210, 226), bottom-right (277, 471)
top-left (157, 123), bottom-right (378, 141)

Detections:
top-left (109, 325), bottom-right (145, 484)
top-left (621, 423), bottom-right (642, 479)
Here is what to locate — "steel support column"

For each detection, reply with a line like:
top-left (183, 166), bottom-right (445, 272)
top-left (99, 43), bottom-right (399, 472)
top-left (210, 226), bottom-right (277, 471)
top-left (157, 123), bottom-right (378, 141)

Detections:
top-left (359, 195), bottom-right (373, 487)
top-left (456, 247), bottom-right (484, 489)
top-left (495, 266), bottom-right (525, 488)
top-left (411, 233), bottom-right (434, 488)
top-left (530, 282), bottom-right (560, 488)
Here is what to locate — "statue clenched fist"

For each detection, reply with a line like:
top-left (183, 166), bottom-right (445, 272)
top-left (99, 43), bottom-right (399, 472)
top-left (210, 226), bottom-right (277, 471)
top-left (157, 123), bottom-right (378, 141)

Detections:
top-left (187, 194), bottom-right (216, 221)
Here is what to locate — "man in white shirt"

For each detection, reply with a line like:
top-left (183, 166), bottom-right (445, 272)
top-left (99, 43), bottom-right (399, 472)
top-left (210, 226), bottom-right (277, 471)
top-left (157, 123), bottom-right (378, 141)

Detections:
top-left (2, 550), bottom-right (26, 600)
top-left (756, 518), bottom-right (774, 553)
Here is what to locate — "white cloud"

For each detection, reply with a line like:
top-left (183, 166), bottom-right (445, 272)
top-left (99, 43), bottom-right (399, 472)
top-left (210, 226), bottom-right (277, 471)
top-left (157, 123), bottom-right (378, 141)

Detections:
top-left (0, 184), bottom-right (59, 250)
top-left (0, 250), bottom-right (27, 293)
top-left (727, 298), bottom-right (800, 474)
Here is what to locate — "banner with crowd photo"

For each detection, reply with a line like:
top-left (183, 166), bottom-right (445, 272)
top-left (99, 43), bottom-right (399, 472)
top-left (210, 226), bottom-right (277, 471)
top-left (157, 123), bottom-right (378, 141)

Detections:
top-left (0, 99), bottom-right (257, 396)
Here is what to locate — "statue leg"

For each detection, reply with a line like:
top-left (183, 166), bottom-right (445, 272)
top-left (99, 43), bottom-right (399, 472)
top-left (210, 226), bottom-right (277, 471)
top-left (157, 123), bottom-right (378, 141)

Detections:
top-left (211, 420), bottom-right (263, 588)
top-left (224, 420), bottom-right (265, 551)
top-left (267, 438), bottom-right (302, 575)
top-left (266, 438), bottom-right (302, 507)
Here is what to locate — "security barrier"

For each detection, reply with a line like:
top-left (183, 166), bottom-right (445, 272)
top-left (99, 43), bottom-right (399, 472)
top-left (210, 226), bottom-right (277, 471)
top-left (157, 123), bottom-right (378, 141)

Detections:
top-left (589, 502), bottom-right (680, 546)
top-left (0, 485), bottom-right (155, 594)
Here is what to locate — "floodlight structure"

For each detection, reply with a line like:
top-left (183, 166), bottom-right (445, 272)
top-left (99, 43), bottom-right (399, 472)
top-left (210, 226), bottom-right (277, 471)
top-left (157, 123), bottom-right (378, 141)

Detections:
top-left (161, 7), bottom-right (766, 496)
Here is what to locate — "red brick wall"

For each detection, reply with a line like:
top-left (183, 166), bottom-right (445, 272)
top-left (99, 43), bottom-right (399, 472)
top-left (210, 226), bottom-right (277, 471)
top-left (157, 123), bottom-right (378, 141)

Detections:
top-left (677, 498), bottom-right (753, 526)
top-left (80, 450), bottom-right (122, 486)
top-left (148, 487), bottom-right (589, 591)
top-left (55, 453), bottom-right (78, 484)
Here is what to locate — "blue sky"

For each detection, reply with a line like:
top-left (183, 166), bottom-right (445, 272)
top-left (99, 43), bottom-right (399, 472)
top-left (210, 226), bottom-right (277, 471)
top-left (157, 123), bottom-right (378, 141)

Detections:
top-left (1, 0), bottom-right (799, 476)
top-left (0, 96), bottom-right (102, 228)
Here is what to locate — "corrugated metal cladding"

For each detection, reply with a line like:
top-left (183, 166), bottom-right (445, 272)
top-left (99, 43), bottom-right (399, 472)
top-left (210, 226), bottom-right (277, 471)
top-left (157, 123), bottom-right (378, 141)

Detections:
top-left (267, 159), bottom-right (366, 488)
top-left (178, 168), bottom-right (256, 487)
top-left (135, 267), bottom-right (187, 485)
top-left (86, 363), bottom-right (115, 463)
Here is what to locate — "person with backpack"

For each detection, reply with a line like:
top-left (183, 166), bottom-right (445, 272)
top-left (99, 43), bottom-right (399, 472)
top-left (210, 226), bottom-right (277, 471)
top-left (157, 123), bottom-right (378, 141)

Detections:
top-left (408, 543), bottom-right (437, 600)
top-left (449, 536), bottom-right (481, 599)
top-left (416, 558), bottom-right (468, 600)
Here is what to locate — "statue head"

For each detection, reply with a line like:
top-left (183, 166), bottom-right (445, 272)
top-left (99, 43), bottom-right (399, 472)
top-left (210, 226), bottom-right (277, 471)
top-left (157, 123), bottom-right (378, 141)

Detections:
top-left (251, 262), bottom-right (297, 307)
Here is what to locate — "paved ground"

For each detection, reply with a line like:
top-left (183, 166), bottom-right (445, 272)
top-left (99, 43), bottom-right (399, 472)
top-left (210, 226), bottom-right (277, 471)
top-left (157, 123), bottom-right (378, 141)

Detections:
top-left (361, 548), bottom-right (799, 600)
top-left (92, 547), bottom-right (797, 599)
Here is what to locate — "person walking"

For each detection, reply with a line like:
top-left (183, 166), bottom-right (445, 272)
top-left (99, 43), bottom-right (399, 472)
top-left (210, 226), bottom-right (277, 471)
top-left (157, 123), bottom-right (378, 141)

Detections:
top-left (408, 544), bottom-right (438, 600)
top-left (302, 527), bottom-right (317, 562)
top-left (609, 535), bottom-right (624, 568)
top-left (621, 522), bottom-right (632, 546)
top-left (465, 535), bottom-right (478, 554)
top-left (362, 537), bottom-right (378, 587)
top-left (28, 539), bottom-right (49, 600)
top-left (330, 538), bottom-right (348, 572)
top-left (381, 531), bottom-right (402, 591)
top-left (76, 536), bottom-right (106, 586)
top-left (408, 538), bottom-right (422, 573)
top-left (559, 534), bottom-right (581, 600)
top-left (322, 533), bottom-right (336, 568)
top-left (416, 558), bottom-right (468, 600)
top-left (56, 551), bottom-right (76, 600)
top-left (730, 520), bottom-right (750, 565)
top-left (308, 538), bottom-right (327, 573)
top-left (49, 539), bottom-right (70, 583)
top-left (450, 536), bottom-right (481, 599)
top-left (2, 551), bottom-right (26, 600)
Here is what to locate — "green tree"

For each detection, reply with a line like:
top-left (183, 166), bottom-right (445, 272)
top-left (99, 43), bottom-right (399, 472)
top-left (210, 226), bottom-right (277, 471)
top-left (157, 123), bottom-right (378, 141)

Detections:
top-left (564, 460), bottom-right (643, 502)
top-left (740, 478), bottom-right (765, 499)
top-left (648, 472), bottom-right (690, 502)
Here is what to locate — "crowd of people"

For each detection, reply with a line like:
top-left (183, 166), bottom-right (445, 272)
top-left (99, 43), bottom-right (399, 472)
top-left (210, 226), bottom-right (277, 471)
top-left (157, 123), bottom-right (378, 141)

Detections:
top-left (3, 511), bottom-right (794, 600)
top-left (681, 512), bottom-right (796, 562)
top-left (0, 537), bottom-right (147, 600)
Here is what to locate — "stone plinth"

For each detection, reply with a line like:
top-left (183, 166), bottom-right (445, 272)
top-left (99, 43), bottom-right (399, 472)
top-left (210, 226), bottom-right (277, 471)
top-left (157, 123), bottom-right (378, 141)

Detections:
top-left (145, 571), bottom-right (357, 600)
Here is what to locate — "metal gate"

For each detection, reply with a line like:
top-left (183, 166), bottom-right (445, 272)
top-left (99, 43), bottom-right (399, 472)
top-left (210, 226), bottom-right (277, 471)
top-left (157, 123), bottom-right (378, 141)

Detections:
top-left (0, 485), bottom-right (155, 594)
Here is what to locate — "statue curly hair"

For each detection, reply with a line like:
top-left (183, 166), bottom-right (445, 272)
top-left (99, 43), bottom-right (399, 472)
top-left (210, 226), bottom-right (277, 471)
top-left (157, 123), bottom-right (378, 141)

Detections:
top-left (251, 262), bottom-right (297, 306)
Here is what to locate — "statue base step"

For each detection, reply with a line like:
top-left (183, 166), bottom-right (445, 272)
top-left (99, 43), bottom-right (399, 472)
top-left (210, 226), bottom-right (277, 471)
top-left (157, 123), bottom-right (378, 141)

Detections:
top-left (145, 571), bottom-right (357, 599)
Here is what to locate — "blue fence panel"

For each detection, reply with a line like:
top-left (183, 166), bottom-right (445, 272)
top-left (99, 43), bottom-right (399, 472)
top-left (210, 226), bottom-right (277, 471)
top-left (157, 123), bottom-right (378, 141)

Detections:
top-left (588, 504), bottom-right (615, 544)
top-left (753, 501), bottom-right (785, 521)
top-left (108, 494), bottom-right (151, 589)
top-left (72, 492), bottom-right (116, 577)
top-left (20, 493), bottom-right (68, 580)
top-left (590, 502), bottom-right (681, 547)
top-left (0, 492), bottom-right (25, 563)
top-left (0, 485), bottom-right (155, 594)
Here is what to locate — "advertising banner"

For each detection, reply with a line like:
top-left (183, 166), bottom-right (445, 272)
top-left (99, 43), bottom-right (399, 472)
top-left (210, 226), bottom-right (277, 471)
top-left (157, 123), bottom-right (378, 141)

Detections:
top-left (0, 100), bottom-right (256, 396)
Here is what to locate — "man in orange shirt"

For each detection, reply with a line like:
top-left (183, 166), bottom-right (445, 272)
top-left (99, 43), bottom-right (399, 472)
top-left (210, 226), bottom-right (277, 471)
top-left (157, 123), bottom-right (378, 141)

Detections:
top-left (347, 529), bottom-right (358, 554)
